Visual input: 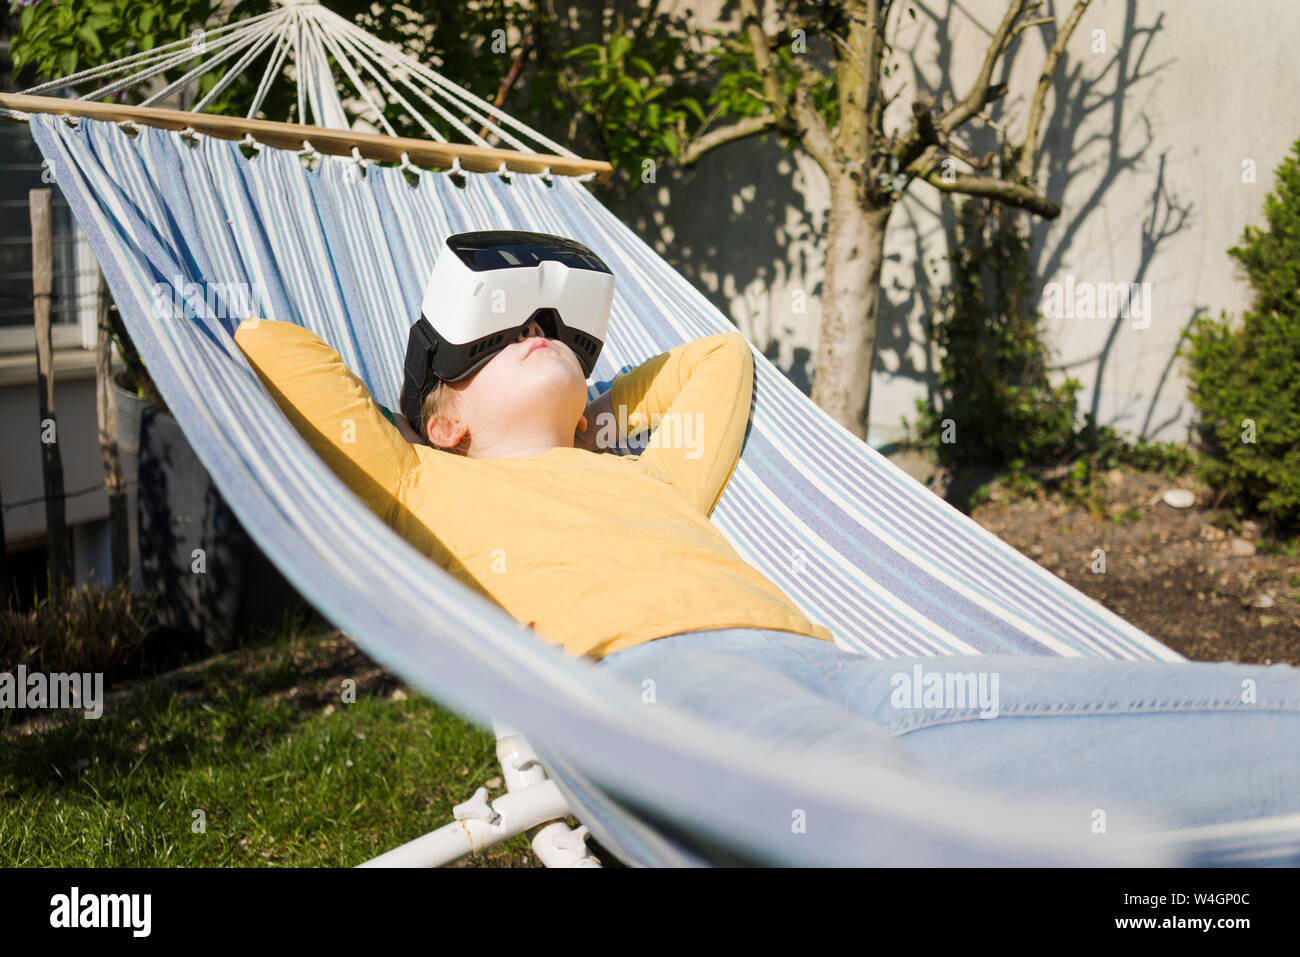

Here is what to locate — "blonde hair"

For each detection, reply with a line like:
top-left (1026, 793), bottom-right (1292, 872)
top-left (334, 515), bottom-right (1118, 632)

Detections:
top-left (419, 380), bottom-right (471, 456)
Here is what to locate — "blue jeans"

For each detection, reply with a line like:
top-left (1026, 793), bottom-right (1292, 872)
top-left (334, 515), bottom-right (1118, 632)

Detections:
top-left (596, 627), bottom-right (1300, 865)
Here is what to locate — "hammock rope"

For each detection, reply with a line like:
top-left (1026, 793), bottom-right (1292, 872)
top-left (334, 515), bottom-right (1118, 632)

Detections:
top-left (0, 0), bottom-right (575, 160)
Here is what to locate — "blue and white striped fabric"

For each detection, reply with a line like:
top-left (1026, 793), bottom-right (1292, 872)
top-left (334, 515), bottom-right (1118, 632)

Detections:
top-left (29, 113), bottom-right (1215, 866)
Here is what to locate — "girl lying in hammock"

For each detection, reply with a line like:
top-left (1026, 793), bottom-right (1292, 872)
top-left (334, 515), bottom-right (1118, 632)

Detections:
top-left (233, 282), bottom-right (1300, 867)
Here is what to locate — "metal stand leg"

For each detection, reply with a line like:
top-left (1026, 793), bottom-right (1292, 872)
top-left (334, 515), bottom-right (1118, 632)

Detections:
top-left (358, 718), bottom-right (601, 868)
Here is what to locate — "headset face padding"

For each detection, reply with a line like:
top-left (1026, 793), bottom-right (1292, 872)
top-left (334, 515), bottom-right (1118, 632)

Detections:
top-left (400, 230), bottom-right (615, 429)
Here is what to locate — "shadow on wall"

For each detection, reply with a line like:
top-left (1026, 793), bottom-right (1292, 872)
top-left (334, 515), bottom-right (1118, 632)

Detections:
top-left (602, 0), bottom-right (827, 397)
top-left (1020, 0), bottom-right (1193, 441)
top-left (613, 139), bottom-right (824, 397)
top-left (606, 0), bottom-right (1189, 443)
top-left (893, 0), bottom-right (1191, 441)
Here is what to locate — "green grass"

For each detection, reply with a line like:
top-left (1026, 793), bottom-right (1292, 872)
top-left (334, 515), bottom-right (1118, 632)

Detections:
top-left (1256, 536), bottom-right (1300, 559)
top-left (0, 622), bottom-right (552, 867)
top-left (1109, 506), bottom-right (1143, 526)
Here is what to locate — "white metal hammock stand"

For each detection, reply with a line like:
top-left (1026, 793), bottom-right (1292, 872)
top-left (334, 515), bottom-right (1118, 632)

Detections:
top-left (1, 0), bottom-right (609, 868)
top-left (360, 720), bottom-right (601, 868)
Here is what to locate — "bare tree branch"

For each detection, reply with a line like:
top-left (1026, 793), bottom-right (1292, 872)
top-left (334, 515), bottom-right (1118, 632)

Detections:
top-left (731, 0), bottom-right (838, 174)
top-left (920, 165), bottom-right (1061, 217)
top-left (1012, 16), bottom-right (1056, 39)
top-left (894, 88), bottom-right (1004, 172)
top-left (1016, 0), bottom-right (1092, 183)
top-left (631, 0), bottom-right (662, 52)
top-left (896, 98), bottom-right (939, 171)
top-left (680, 112), bottom-right (781, 165)
top-left (792, 69), bottom-right (838, 171)
top-left (943, 138), bottom-right (998, 171)
top-left (478, 32), bottom-right (535, 141)
top-left (863, 0), bottom-right (892, 164)
top-left (716, 23), bottom-right (833, 57)
top-left (936, 0), bottom-right (1033, 135)
top-left (738, 0), bottom-right (792, 120)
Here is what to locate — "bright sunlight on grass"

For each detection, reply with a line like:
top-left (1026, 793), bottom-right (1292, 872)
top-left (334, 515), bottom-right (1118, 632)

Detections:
top-left (0, 613), bottom-right (567, 867)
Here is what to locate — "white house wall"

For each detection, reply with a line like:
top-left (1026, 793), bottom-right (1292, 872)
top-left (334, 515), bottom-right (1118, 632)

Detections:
top-left (613, 0), bottom-right (1300, 446)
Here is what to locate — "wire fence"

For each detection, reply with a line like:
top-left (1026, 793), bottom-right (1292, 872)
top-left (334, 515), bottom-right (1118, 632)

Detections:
top-left (1, 478), bottom-right (139, 514)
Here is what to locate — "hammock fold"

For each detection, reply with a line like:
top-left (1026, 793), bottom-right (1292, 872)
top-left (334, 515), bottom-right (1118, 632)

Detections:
top-left (30, 112), bottom-right (1215, 867)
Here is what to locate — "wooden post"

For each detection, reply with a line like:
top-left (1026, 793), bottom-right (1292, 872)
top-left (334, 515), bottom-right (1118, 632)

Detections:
top-left (0, 467), bottom-right (8, 609)
top-left (96, 268), bottom-right (129, 585)
top-left (31, 188), bottom-right (70, 596)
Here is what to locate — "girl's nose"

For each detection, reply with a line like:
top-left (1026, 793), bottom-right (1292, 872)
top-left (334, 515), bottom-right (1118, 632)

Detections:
top-left (519, 319), bottom-right (543, 340)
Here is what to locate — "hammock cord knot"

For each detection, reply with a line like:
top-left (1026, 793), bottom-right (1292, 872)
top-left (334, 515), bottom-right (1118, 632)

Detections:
top-left (294, 139), bottom-right (321, 168)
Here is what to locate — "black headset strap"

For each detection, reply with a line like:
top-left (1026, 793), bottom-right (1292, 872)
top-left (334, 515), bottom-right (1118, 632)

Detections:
top-left (400, 316), bottom-right (440, 427)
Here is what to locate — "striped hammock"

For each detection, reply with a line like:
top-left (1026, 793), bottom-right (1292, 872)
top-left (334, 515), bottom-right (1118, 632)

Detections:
top-left (30, 112), bottom-right (1209, 866)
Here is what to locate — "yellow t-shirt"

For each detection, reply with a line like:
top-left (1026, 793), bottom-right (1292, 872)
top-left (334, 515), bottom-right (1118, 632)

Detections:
top-left (234, 319), bottom-right (836, 660)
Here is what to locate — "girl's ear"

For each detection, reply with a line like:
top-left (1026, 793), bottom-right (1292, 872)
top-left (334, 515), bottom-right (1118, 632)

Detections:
top-left (426, 414), bottom-right (468, 449)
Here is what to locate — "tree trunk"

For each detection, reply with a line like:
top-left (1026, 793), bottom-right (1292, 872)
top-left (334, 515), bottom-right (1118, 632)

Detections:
top-left (811, 177), bottom-right (892, 441)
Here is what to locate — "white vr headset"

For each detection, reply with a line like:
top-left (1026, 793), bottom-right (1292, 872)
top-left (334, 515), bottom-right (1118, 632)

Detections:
top-left (401, 230), bottom-right (615, 428)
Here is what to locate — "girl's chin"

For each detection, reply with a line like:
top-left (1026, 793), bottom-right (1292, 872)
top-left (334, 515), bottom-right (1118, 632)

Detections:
top-left (503, 382), bottom-right (585, 413)
top-left (523, 368), bottom-right (585, 392)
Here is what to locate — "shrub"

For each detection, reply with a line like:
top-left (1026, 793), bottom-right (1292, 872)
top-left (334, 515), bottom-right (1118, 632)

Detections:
top-left (0, 581), bottom-right (156, 679)
top-left (912, 194), bottom-right (1195, 512)
top-left (914, 196), bottom-right (1084, 473)
top-left (1182, 138), bottom-right (1300, 528)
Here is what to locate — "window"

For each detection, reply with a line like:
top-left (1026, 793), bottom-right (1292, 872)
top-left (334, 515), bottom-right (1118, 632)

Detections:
top-left (0, 38), bottom-right (98, 354)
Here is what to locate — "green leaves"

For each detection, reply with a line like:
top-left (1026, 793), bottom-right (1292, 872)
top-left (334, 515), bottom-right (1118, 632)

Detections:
top-left (914, 196), bottom-right (1087, 501)
top-left (77, 23), bottom-right (104, 56)
top-left (662, 127), bottom-right (679, 161)
top-left (1182, 137), bottom-right (1300, 527)
top-left (608, 33), bottom-right (631, 64)
top-left (628, 55), bottom-right (655, 78)
top-left (11, 0), bottom-right (217, 99)
top-left (561, 26), bottom-right (710, 175)
top-left (563, 42), bottom-right (603, 61)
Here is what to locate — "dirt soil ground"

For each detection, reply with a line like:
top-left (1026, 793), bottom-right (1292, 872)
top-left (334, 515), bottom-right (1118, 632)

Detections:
top-left (888, 450), bottom-right (1300, 666)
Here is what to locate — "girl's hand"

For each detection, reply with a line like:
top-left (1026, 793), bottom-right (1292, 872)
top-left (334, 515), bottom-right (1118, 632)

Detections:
top-left (574, 389), bottom-right (615, 452)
